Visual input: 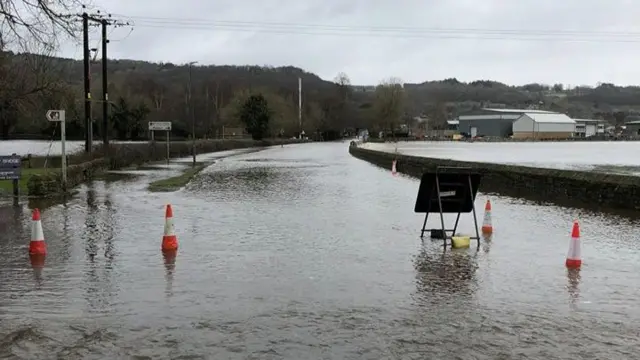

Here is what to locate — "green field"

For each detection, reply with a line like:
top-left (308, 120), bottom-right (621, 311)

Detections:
top-left (147, 163), bottom-right (208, 192)
top-left (0, 168), bottom-right (57, 195)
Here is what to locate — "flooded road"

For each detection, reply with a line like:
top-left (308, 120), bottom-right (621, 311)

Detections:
top-left (365, 140), bottom-right (640, 174)
top-left (1, 142), bottom-right (639, 359)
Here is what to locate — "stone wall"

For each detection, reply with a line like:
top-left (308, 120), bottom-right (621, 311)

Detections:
top-left (27, 139), bottom-right (302, 197)
top-left (349, 144), bottom-right (640, 211)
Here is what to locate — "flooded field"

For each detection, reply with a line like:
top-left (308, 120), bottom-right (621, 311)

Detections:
top-left (365, 141), bottom-right (640, 174)
top-left (0, 142), bottom-right (639, 359)
top-left (0, 140), bottom-right (148, 156)
top-left (0, 140), bottom-right (93, 156)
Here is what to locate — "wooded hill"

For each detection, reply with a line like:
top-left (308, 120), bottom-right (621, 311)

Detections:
top-left (2, 49), bottom-right (640, 141)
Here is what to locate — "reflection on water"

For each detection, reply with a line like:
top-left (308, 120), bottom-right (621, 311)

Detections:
top-left (566, 268), bottom-right (581, 307)
top-left (29, 254), bottom-right (45, 287)
top-left (482, 234), bottom-right (492, 254)
top-left (413, 244), bottom-right (479, 303)
top-left (102, 185), bottom-right (116, 263)
top-left (163, 250), bottom-right (177, 298)
top-left (79, 181), bottom-right (121, 315)
top-left (0, 205), bottom-right (24, 242)
top-left (84, 185), bottom-right (99, 259)
top-left (197, 167), bottom-right (296, 195)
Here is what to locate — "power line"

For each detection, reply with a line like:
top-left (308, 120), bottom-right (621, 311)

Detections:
top-left (77, 8), bottom-right (131, 153)
top-left (107, 14), bottom-right (640, 42)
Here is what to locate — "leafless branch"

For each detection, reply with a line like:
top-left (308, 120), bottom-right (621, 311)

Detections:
top-left (2, 36), bottom-right (61, 104)
top-left (0, 0), bottom-right (90, 50)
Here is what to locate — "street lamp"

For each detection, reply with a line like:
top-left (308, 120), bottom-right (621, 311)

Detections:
top-left (188, 61), bottom-right (198, 166)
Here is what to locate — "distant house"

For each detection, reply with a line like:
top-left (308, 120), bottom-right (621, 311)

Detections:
top-left (624, 120), bottom-right (640, 135)
top-left (512, 113), bottom-right (575, 139)
top-left (573, 119), bottom-right (606, 137)
top-left (223, 127), bottom-right (247, 139)
top-left (446, 120), bottom-right (459, 131)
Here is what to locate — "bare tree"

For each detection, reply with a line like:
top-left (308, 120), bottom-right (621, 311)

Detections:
top-left (327, 72), bottom-right (353, 133)
top-left (373, 77), bottom-right (405, 139)
top-left (334, 72), bottom-right (350, 84)
top-left (206, 78), bottom-right (226, 138)
top-left (0, 37), bottom-right (62, 137)
top-left (0, 0), bottom-right (85, 47)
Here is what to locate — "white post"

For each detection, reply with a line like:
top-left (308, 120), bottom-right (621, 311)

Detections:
top-left (166, 130), bottom-right (170, 164)
top-left (61, 117), bottom-right (67, 190)
top-left (298, 77), bottom-right (302, 138)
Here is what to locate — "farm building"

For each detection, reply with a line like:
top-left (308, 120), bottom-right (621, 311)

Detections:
top-left (624, 120), bottom-right (640, 135)
top-left (457, 108), bottom-right (556, 137)
top-left (512, 113), bottom-right (576, 139)
top-left (573, 119), bottom-right (606, 137)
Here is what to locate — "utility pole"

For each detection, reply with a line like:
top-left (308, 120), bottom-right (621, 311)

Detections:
top-left (80, 9), bottom-right (130, 153)
top-left (188, 61), bottom-right (198, 166)
top-left (298, 77), bottom-right (302, 138)
top-left (101, 19), bottom-right (109, 147)
top-left (82, 13), bottom-right (92, 153)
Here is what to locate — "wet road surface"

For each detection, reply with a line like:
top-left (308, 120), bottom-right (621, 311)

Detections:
top-left (364, 140), bottom-right (640, 174)
top-left (1, 142), bottom-right (640, 359)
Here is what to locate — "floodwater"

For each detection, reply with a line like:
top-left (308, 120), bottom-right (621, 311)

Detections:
top-left (0, 140), bottom-right (89, 156)
top-left (364, 140), bottom-right (640, 174)
top-left (1, 142), bottom-right (639, 359)
top-left (0, 140), bottom-right (144, 156)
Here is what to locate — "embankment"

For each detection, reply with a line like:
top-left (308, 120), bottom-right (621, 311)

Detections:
top-left (26, 139), bottom-right (299, 197)
top-left (349, 144), bottom-right (640, 212)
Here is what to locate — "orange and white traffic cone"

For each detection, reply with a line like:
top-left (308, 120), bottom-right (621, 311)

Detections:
top-left (161, 204), bottom-right (178, 252)
top-left (391, 160), bottom-right (397, 176)
top-left (566, 220), bottom-right (582, 269)
top-left (29, 208), bottom-right (47, 256)
top-left (481, 200), bottom-right (493, 234)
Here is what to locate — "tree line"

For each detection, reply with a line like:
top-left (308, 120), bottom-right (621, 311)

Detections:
top-left (2, 1), bottom-right (640, 142)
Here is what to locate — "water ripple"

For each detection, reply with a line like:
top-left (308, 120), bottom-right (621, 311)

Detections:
top-left (0, 142), bottom-right (639, 359)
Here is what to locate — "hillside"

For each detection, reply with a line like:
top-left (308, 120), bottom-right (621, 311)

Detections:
top-left (2, 50), bottom-right (640, 141)
top-left (1, 51), bottom-right (365, 140)
top-left (402, 79), bottom-right (640, 124)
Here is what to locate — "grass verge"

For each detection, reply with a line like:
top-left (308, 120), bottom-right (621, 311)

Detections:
top-left (0, 168), bottom-right (57, 195)
top-left (147, 163), bottom-right (208, 192)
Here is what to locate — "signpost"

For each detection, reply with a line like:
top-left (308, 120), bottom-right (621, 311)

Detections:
top-left (0, 154), bottom-right (21, 205)
top-left (148, 121), bottom-right (172, 131)
top-left (46, 109), bottom-right (67, 189)
top-left (148, 121), bottom-right (172, 163)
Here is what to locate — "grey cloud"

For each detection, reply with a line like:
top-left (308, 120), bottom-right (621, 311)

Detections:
top-left (58, 0), bottom-right (640, 86)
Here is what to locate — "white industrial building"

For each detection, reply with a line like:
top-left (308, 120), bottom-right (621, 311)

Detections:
top-left (456, 108), bottom-right (556, 138)
top-left (573, 119), bottom-right (606, 137)
top-left (512, 113), bottom-right (576, 139)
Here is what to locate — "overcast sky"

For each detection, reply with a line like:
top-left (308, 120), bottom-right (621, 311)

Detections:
top-left (57, 0), bottom-right (640, 86)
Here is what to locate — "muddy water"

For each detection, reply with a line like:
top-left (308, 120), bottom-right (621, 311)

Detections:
top-left (0, 142), bottom-right (639, 359)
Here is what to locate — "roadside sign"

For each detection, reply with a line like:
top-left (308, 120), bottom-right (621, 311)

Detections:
top-left (45, 109), bottom-right (68, 187)
top-left (149, 121), bottom-right (172, 131)
top-left (46, 109), bottom-right (65, 122)
top-left (0, 155), bottom-right (21, 180)
top-left (148, 122), bottom-right (172, 164)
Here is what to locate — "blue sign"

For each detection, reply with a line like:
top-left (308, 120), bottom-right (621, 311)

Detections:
top-left (0, 155), bottom-right (21, 180)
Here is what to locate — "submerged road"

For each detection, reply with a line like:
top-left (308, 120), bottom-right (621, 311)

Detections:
top-left (1, 142), bottom-right (639, 359)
